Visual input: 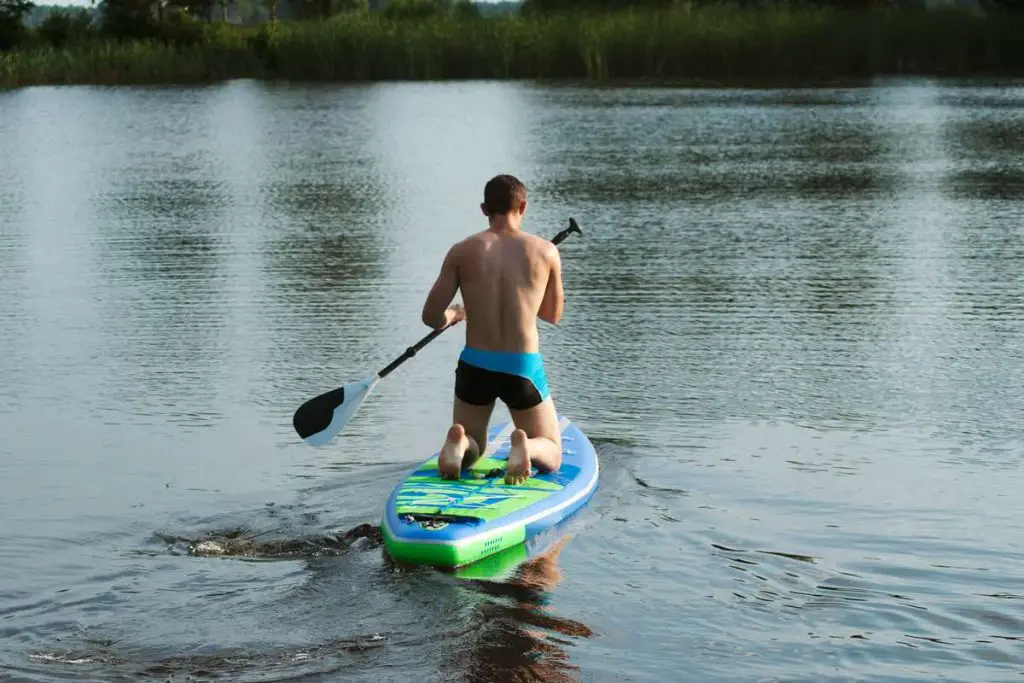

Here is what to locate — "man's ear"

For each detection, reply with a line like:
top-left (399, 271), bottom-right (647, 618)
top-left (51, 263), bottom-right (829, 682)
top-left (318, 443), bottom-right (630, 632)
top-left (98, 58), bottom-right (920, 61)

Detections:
top-left (480, 203), bottom-right (488, 216)
top-left (519, 200), bottom-right (528, 215)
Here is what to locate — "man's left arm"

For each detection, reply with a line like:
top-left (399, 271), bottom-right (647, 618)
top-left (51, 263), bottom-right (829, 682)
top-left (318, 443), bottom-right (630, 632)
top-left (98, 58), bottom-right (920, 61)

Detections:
top-left (421, 244), bottom-right (464, 330)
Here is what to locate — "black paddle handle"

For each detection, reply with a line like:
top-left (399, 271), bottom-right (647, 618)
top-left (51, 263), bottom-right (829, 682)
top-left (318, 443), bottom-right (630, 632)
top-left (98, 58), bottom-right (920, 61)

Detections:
top-left (376, 217), bottom-right (583, 380)
top-left (377, 326), bottom-right (446, 379)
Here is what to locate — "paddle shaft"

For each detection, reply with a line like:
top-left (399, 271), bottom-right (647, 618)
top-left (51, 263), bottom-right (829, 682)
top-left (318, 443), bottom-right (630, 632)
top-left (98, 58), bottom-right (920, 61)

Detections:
top-left (376, 219), bottom-right (581, 380)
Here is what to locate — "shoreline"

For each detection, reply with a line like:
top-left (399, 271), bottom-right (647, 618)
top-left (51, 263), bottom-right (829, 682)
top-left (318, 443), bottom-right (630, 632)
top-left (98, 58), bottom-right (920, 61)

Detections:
top-left (5, 74), bottom-right (1024, 92)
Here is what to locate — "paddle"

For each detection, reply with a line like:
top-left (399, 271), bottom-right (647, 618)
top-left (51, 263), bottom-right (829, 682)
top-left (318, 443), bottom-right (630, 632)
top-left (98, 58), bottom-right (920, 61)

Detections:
top-left (292, 217), bottom-right (583, 447)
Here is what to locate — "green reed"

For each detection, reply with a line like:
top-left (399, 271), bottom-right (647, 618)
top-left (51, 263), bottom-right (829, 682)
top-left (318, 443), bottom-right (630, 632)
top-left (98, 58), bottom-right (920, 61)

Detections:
top-left (0, 35), bottom-right (260, 87)
top-left (3, 7), bottom-right (1023, 88)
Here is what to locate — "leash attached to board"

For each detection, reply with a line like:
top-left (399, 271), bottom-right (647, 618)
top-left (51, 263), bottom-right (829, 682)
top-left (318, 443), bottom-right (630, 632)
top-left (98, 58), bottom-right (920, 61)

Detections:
top-left (292, 217), bottom-right (582, 447)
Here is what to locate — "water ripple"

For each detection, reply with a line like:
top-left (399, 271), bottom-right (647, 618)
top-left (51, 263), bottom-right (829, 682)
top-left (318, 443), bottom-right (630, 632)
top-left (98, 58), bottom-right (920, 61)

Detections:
top-left (2, 80), bottom-right (1024, 683)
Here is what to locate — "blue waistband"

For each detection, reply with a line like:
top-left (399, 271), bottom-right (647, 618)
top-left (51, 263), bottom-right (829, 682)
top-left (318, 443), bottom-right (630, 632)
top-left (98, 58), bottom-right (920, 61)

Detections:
top-left (459, 347), bottom-right (545, 379)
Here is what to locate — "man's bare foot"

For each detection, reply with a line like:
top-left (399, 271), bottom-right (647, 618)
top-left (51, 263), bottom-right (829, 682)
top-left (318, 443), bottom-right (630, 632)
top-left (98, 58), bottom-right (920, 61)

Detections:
top-left (439, 424), bottom-right (468, 480)
top-left (505, 429), bottom-right (532, 485)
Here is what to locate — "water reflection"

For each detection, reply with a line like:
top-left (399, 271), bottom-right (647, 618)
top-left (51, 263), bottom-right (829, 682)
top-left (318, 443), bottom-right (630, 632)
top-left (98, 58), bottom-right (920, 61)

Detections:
top-left (942, 115), bottom-right (1024, 199)
top-left (92, 151), bottom-right (231, 426)
top-left (449, 537), bottom-right (594, 683)
top-left (946, 116), bottom-right (1024, 159)
top-left (263, 180), bottom-right (388, 294)
top-left (534, 89), bottom-right (900, 204)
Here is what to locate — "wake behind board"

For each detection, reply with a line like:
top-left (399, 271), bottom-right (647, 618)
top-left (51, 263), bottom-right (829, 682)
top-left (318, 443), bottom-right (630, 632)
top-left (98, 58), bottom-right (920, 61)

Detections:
top-left (382, 416), bottom-right (599, 569)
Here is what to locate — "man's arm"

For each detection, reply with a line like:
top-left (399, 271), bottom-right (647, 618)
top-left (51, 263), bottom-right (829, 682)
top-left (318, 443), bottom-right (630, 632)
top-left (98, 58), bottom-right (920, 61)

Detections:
top-left (537, 245), bottom-right (564, 325)
top-left (421, 244), bottom-right (464, 330)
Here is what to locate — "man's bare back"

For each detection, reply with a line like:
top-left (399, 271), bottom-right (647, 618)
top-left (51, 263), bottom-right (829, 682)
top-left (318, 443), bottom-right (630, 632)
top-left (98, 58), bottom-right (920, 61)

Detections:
top-left (454, 229), bottom-right (562, 354)
top-left (420, 174), bottom-right (564, 485)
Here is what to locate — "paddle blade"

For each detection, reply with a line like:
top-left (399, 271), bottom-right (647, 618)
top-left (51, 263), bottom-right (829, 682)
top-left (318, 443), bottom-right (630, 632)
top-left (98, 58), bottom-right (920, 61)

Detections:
top-left (292, 376), bottom-right (378, 446)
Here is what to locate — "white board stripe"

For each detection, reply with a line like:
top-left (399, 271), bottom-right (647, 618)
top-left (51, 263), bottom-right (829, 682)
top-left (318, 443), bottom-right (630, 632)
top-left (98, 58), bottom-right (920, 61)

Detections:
top-left (481, 420), bottom-right (517, 457)
top-left (482, 417), bottom-right (570, 457)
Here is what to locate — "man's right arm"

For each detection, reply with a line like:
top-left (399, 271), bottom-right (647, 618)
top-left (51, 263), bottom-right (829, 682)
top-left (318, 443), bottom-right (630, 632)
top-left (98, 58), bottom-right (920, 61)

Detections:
top-left (537, 245), bottom-right (564, 325)
top-left (421, 243), bottom-right (463, 330)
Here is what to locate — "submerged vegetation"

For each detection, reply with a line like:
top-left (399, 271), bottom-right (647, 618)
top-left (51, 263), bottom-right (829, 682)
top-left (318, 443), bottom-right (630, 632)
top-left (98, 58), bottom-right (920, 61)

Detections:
top-left (1, 0), bottom-right (1024, 87)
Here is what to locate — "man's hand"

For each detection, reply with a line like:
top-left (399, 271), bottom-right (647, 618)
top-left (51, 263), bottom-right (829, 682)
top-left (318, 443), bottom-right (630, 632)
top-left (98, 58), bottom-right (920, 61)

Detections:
top-left (444, 304), bottom-right (466, 327)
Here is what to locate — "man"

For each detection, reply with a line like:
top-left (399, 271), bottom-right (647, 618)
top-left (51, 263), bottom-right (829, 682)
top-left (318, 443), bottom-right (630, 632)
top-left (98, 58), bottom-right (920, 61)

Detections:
top-left (420, 174), bottom-right (564, 486)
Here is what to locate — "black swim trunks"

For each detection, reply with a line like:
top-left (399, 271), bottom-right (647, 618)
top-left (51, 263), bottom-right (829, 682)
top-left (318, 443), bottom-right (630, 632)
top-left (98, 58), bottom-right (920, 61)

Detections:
top-left (454, 347), bottom-right (550, 411)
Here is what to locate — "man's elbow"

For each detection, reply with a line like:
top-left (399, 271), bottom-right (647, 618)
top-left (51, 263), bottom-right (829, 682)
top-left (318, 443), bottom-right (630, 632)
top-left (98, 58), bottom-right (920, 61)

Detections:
top-left (422, 306), bottom-right (442, 329)
top-left (539, 302), bottom-right (564, 325)
top-left (541, 313), bottom-right (562, 325)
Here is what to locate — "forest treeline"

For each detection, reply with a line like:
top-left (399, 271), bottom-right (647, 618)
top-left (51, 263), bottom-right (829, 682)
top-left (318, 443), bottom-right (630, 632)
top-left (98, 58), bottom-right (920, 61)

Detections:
top-left (1, 0), bottom-right (1022, 86)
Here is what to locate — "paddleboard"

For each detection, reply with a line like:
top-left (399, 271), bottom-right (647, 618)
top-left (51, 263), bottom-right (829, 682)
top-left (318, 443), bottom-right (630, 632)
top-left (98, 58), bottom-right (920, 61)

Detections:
top-left (382, 416), bottom-right (599, 569)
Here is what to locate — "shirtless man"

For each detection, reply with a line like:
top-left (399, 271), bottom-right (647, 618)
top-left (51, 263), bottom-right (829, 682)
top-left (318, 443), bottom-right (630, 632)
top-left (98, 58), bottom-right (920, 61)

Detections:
top-left (420, 174), bottom-right (564, 486)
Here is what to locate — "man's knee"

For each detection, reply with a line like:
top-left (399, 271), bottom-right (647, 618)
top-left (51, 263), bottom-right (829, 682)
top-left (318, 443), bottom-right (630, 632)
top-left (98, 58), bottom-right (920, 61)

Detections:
top-left (543, 433), bottom-right (563, 452)
top-left (512, 401), bottom-right (559, 437)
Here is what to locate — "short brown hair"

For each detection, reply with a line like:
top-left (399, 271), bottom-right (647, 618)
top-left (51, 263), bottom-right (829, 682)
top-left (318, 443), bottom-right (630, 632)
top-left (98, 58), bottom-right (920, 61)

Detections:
top-left (482, 174), bottom-right (527, 216)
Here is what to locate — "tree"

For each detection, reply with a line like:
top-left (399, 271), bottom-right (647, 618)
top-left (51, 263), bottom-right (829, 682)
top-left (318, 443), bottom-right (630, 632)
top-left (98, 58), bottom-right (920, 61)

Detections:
top-left (382, 0), bottom-right (448, 19)
top-left (98, 0), bottom-right (161, 39)
top-left (0, 0), bottom-right (34, 50)
top-left (521, 0), bottom-right (677, 15)
top-left (37, 6), bottom-right (95, 46)
top-left (168, 0), bottom-right (215, 21)
top-left (453, 0), bottom-right (480, 17)
top-left (981, 0), bottom-right (1023, 10)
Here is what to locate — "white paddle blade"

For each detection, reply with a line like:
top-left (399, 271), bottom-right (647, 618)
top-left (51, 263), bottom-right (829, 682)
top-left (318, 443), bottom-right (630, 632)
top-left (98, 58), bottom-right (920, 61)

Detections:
top-left (293, 376), bottom-right (379, 446)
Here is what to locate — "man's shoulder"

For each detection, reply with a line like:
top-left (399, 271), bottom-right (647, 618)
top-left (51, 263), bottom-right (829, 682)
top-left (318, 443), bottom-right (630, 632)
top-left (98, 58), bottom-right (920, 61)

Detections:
top-left (462, 229), bottom-right (493, 244)
top-left (448, 230), bottom-right (482, 251)
top-left (524, 232), bottom-right (559, 262)
top-left (448, 232), bottom-right (484, 257)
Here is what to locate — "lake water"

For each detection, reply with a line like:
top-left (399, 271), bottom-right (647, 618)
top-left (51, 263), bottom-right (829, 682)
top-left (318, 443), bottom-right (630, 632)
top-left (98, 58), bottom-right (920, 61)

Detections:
top-left (1, 78), bottom-right (1023, 682)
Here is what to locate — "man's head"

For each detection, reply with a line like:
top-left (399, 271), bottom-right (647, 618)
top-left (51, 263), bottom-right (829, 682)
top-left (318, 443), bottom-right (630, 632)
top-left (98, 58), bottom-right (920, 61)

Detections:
top-left (481, 174), bottom-right (527, 220)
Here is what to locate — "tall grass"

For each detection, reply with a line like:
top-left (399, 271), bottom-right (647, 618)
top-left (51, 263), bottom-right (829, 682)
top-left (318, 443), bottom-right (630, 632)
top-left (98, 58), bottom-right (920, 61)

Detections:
top-left (3, 7), bottom-right (1023, 88)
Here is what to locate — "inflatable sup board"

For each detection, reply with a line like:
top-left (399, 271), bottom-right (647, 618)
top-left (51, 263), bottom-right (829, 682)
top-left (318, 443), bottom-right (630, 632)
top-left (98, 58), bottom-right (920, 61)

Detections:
top-left (382, 416), bottom-right (598, 568)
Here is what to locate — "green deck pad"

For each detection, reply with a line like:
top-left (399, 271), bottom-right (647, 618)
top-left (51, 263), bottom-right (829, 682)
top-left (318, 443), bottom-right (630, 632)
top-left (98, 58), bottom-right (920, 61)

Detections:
top-left (394, 456), bottom-right (565, 523)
